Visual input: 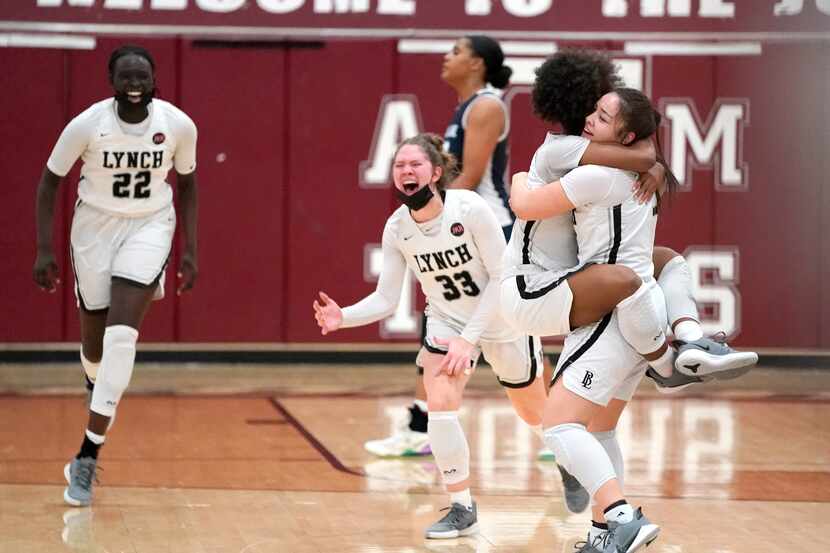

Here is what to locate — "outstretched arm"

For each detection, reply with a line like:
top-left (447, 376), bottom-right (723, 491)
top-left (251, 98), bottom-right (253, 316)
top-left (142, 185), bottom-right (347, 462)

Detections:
top-left (313, 225), bottom-right (407, 334)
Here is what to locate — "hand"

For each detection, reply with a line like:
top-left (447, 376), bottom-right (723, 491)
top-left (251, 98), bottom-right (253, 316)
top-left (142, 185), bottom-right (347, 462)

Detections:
top-left (633, 163), bottom-right (666, 204)
top-left (313, 291), bottom-right (343, 335)
top-left (432, 336), bottom-right (475, 377)
top-left (33, 250), bottom-right (60, 293)
top-left (177, 251), bottom-right (198, 295)
top-left (510, 172), bottom-right (529, 195)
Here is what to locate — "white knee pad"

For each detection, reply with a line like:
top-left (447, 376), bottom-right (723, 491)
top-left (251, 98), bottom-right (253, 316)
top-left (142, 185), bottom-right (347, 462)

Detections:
top-left (616, 280), bottom-right (666, 355)
top-left (80, 349), bottom-right (100, 382)
top-left (544, 423), bottom-right (616, 498)
top-left (428, 411), bottom-right (470, 486)
top-left (593, 430), bottom-right (624, 489)
top-left (658, 256), bottom-right (704, 341)
top-left (90, 325), bottom-right (138, 418)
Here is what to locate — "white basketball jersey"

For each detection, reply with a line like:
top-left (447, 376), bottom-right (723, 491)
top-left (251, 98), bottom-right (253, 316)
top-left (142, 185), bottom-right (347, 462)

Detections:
top-left (503, 134), bottom-right (589, 288)
top-left (47, 98), bottom-right (197, 217)
top-left (560, 164), bottom-right (657, 281)
top-left (387, 190), bottom-right (518, 342)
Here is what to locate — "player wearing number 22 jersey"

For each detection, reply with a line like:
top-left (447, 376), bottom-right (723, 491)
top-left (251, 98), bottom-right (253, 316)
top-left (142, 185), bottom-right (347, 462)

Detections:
top-left (47, 97), bottom-right (196, 218)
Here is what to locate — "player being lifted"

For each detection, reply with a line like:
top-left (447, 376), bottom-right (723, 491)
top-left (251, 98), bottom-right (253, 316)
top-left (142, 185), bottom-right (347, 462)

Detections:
top-left (313, 133), bottom-right (547, 539)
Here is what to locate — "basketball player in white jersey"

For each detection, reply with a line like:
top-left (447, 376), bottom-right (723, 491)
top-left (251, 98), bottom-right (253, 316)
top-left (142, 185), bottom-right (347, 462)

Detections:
top-left (501, 51), bottom-right (756, 389)
top-left (314, 134), bottom-right (547, 539)
top-left (33, 45), bottom-right (198, 507)
top-left (365, 36), bottom-right (517, 460)
top-left (513, 89), bottom-right (756, 552)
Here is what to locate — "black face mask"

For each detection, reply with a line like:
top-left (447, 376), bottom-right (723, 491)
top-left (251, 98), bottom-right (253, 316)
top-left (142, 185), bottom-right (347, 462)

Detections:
top-left (395, 183), bottom-right (435, 211)
top-left (114, 88), bottom-right (156, 110)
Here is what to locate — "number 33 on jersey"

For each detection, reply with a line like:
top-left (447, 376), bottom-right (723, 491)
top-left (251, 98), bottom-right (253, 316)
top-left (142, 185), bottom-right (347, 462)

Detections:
top-left (385, 189), bottom-right (516, 343)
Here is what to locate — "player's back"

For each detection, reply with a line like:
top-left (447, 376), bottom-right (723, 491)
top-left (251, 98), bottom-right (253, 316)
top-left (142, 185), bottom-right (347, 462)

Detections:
top-left (503, 133), bottom-right (588, 288)
top-left (570, 165), bottom-right (657, 281)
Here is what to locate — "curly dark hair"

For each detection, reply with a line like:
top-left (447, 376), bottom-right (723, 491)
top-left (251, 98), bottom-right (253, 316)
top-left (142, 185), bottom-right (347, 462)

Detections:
top-left (532, 49), bottom-right (621, 135)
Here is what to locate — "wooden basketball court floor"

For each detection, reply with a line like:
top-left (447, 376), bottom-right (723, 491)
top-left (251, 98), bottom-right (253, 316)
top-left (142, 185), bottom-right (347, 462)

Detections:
top-left (1, 360), bottom-right (828, 553)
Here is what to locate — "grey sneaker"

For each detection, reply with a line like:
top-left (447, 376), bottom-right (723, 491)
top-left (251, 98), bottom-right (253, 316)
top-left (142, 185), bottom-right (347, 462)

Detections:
top-left (645, 367), bottom-right (711, 394)
top-left (675, 335), bottom-right (758, 378)
top-left (558, 465), bottom-right (590, 513)
top-left (63, 457), bottom-right (98, 507)
top-left (424, 502), bottom-right (478, 539)
top-left (602, 508), bottom-right (660, 553)
top-left (574, 532), bottom-right (607, 553)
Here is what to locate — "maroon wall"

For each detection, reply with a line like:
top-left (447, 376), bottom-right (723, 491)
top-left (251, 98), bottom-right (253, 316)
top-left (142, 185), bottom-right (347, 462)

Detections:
top-left (3, 37), bottom-right (828, 348)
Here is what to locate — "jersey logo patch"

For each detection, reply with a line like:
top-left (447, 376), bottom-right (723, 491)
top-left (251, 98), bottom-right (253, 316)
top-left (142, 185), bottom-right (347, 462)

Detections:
top-left (153, 132), bottom-right (166, 145)
top-left (450, 223), bottom-right (465, 237)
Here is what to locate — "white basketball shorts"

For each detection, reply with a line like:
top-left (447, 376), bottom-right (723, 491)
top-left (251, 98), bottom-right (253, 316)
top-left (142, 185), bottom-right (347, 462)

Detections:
top-left (70, 200), bottom-right (175, 310)
top-left (553, 312), bottom-right (648, 406)
top-left (500, 272), bottom-right (574, 338)
top-left (419, 315), bottom-right (544, 388)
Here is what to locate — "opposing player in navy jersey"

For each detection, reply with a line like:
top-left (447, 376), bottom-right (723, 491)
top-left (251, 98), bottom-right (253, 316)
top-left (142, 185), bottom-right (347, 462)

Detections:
top-left (33, 45), bottom-right (198, 507)
top-left (314, 134), bottom-right (547, 539)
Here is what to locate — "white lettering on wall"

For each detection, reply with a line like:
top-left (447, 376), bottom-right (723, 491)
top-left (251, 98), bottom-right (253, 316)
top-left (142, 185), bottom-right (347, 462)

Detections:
top-left (684, 247), bottom-right (741, 339)
top-left (256, 0), bottom-right (304, 13)
top-left (466, 0), bottom-right (491, 15)
top-left (103, 0), bottom-right (141, 8)
top-left (360, 94), bottom-right (422, 188)
top-left (502, 0), bottom-right (552, 17)
top-left (377, 0), bottom-right (415, 15)
top-left (196, 0), bottom-right (245, 12)
top-left (314, 0), bottom-right (368, 13)
top-left (152, 0), bottom-right (187, 9)
top-left (699, 0), bottom-right (735, 17)
top-left (661, 98), bottom-right (749, 191)
top-left (366, 245), bottom-right (418, 336)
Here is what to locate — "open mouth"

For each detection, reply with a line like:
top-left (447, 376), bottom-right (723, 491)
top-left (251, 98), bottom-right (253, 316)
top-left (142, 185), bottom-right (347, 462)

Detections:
top-left (126, 91), bottom-right (144, 103)
top-left (403, 181), bottom-right (419, 194)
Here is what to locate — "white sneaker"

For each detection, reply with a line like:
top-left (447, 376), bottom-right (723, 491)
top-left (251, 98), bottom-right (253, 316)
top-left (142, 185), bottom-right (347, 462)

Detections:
top-left (364, 429), bottom-right (431, 457)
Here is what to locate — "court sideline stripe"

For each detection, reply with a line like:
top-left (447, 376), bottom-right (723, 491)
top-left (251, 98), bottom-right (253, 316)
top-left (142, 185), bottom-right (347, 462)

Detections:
top-left (268, 397), bottom-right (366, 478)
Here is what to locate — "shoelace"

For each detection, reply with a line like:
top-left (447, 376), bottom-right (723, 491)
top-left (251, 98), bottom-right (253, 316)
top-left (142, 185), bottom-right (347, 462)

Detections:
top-left (437, 504), bottom-right (469, 525)
top-left (573, 531), bottom-right (611, 552)
top-left (75, 462), bottom-right (101, 488)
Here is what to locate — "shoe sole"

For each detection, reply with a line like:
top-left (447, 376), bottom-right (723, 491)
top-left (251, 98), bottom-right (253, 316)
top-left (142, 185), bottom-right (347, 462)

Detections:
top-left (63, 462), bottom-right (90, 507)
top-left (425, 522), bottom-right (479, 539)
top-left (675, 350), bottom-right (758, 377)
top-left (625, 523), bottom-right (660, 552)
